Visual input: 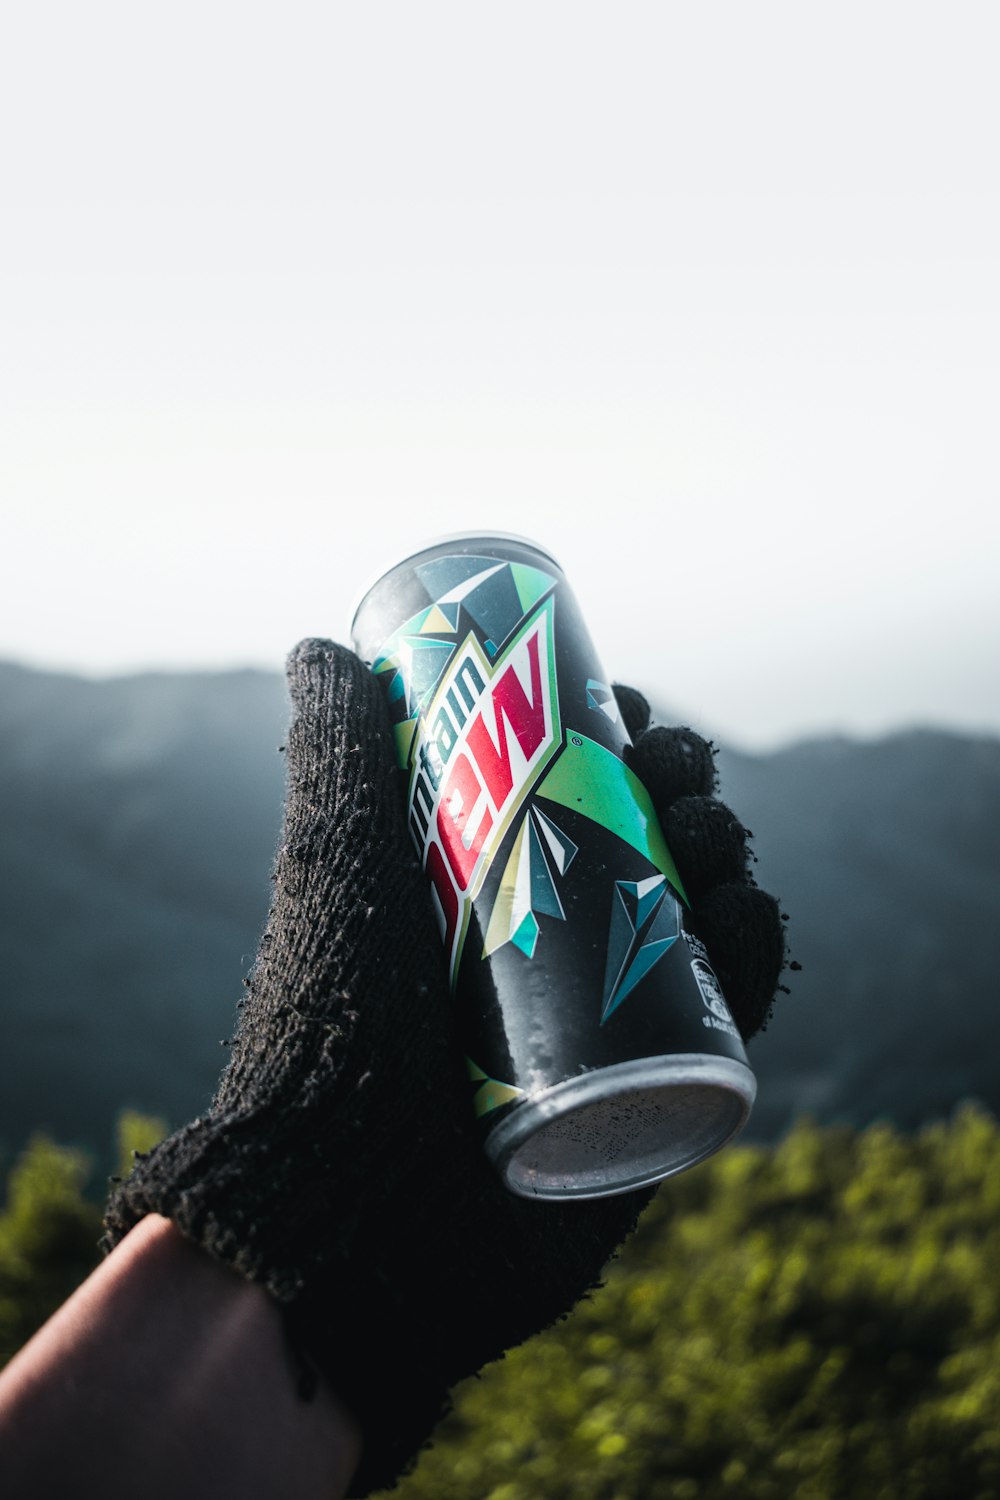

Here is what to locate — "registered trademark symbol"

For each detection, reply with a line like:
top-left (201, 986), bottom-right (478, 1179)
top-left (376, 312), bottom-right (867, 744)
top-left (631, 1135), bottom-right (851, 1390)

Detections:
top-left (571, 735), bottom-right (583, 747)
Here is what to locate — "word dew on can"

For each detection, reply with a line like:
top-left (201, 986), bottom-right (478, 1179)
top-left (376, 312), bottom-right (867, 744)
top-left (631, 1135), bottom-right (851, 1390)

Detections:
top-left (351, 534), bottom-right (755, 1200)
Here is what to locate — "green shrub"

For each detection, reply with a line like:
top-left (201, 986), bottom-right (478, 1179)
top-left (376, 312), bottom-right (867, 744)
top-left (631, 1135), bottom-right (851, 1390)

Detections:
top-left (1, 1110), bottom-right (996, 1497)
top-left (115, 1109), bottom-right (169, 1181)
top-left (0, 1111), bottom-right (167, 1367)
top-left (391, 1108), bottom-right (1000, 1500)
top-left (0, 1136), bottom-right (101, 1366)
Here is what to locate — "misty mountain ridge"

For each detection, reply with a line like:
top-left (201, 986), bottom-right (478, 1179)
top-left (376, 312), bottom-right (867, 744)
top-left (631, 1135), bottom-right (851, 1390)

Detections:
top-left (1, 658), bottom-right (997, 1170)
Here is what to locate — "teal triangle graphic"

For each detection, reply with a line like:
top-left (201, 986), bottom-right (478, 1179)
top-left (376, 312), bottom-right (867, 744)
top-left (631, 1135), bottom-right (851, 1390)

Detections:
top-left (532, 807), bottom-right (578, 875)
top-left (460, 567), bottom-right (523, 647)
top-left (510, 562), bottom-right (556, 615)
top-left (400, 636), bottom-right (455, 712)
top-left (633, 875), bottom-right (667, 930)
top-left (600, 876), bottom-right (682, 1024)
top-left (528, 818), bottom-right (565, 920)
top-left (434, 601), bottom-right (461, 631)
top-left (511, 911), bottom-right (540, 958)
top-left (415, 554), bottom-right (503, 601)
top-left (586, 677), bottom-right (620, 724)
top-left (603, 938), bottom-right (676, 1020)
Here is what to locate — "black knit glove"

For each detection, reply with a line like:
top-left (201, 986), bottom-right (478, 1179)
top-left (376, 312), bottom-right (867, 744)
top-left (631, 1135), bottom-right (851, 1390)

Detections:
top-left (103, 642), bottom-right (786, 1496)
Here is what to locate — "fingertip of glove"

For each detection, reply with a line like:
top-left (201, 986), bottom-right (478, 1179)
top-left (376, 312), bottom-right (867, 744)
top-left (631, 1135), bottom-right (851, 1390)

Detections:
top-left (282, 638), bottom-right (399, 812)
top-left (285, 640), bottom-right (377, 710)
top-left (665, 796), bottom-right (751, 902)
top-left (630, 724), bottom-right (718, 803)
top-left (612, 683), bottom-right (651, 740)
top-left (687, 883), bottom-right (787, 1042)
top-left (287, 638), bottom-right (350, 676)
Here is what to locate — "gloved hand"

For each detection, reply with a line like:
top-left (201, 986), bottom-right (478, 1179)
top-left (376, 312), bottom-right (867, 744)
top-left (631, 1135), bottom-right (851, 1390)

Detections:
top-left (103, 641), bottom-right (786, 1497)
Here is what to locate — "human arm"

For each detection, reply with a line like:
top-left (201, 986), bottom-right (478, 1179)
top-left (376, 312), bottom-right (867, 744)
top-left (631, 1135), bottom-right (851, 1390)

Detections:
top-left (0, 642), bottom-right (787, 1497)
top-left (0, 1214), bottom-right (361, 1500)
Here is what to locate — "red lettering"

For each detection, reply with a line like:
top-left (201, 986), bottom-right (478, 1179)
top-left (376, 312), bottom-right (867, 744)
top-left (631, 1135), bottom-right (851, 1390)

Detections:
top-left (436, 751), bottom-right (494, 891)
top-left (425, 840), bottom-right (460, 956)
top-left (465, 632), bottom-right (545, 810)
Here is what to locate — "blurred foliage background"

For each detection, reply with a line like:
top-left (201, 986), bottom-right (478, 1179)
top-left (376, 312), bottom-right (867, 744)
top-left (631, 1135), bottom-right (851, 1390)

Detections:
top-left (0, 1111), bottom-right (165, 1370)
top-left (2, 666), bottom-right (997, 1497)
top-left (2, 1109), bottom-right (997, 1498)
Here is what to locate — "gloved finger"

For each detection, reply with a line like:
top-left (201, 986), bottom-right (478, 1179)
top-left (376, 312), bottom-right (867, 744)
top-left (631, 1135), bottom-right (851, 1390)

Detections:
top-left (241, 638), bottom-right (424, 1040)
top-left (629, 723), bottom-right (719, 806)
top-left (611, 682), bottom-right (651, 740)
top-left (285, 635), bottom-right (384, 744)
top-left (685, 883), bottom-right (786, 1042)
top-left (283, 638), bottom-right (401, 834)
top-left (663, 795), bottom-right (752, 905)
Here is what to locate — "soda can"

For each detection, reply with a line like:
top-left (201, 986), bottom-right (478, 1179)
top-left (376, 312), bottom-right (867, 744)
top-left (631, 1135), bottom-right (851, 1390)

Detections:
top-left (351, 533), bottom-right (755, 1199)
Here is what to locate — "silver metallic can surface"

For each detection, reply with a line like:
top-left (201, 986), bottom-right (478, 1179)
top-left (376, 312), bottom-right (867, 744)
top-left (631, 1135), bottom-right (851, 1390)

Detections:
top-left (351, 534), bottom-right (755, 1199)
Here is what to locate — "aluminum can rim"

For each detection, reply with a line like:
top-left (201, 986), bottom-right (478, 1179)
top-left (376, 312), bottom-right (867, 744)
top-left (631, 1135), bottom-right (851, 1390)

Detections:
top-left (486, 1053), bottom-right (757, 1201)
top-left (347, 530), bottom-right (563, 640)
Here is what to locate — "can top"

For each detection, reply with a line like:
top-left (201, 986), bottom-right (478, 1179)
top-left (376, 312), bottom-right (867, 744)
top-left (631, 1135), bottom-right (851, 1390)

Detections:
top-left (348, 530), bottom-right (563, 639)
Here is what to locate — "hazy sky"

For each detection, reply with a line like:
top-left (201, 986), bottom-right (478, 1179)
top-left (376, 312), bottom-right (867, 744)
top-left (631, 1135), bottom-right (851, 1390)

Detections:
top-left (2, 3), bottom-right (997, 750)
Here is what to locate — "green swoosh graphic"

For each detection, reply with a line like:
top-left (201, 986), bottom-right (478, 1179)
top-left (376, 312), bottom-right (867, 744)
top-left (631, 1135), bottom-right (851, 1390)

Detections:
top-left (536, 732), bottom-right (689, 906)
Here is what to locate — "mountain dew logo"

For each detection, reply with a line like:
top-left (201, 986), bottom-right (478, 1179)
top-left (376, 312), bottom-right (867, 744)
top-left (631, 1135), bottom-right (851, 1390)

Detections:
top-left (408, 597), bottom-right (561, 984)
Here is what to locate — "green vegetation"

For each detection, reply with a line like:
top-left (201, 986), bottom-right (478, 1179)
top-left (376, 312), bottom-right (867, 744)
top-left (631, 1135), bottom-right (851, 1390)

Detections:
top-left (392, 1109), bottom-right (1000, 1500)
top-left (0, 1112), bottom-right (166, 1367)
top-left (1, 1111), bottom-right (997, 1498)
top-left (114, 1109), bottom-right (170, 1181)
top-left (0, 1136), bottom-right (100, 1366)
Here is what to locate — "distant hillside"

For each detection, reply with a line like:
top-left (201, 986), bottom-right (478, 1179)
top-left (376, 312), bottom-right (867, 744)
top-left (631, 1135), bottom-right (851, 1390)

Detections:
top-left (0, 662), bottom-right (287, 1169)
top-left (1, 660), bottom-right (997, 1170)
top-left (715, 729), bottom-right (1000, 1137)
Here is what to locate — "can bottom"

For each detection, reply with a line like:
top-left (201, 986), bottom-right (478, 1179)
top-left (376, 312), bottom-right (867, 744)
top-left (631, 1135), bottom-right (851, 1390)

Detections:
top-left (486, 1054), bottom-right (756, 1201)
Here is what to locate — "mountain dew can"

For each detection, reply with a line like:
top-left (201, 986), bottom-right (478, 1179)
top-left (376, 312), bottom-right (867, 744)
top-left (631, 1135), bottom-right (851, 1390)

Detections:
top-left (351, 533), bottom-right (755, 1199)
